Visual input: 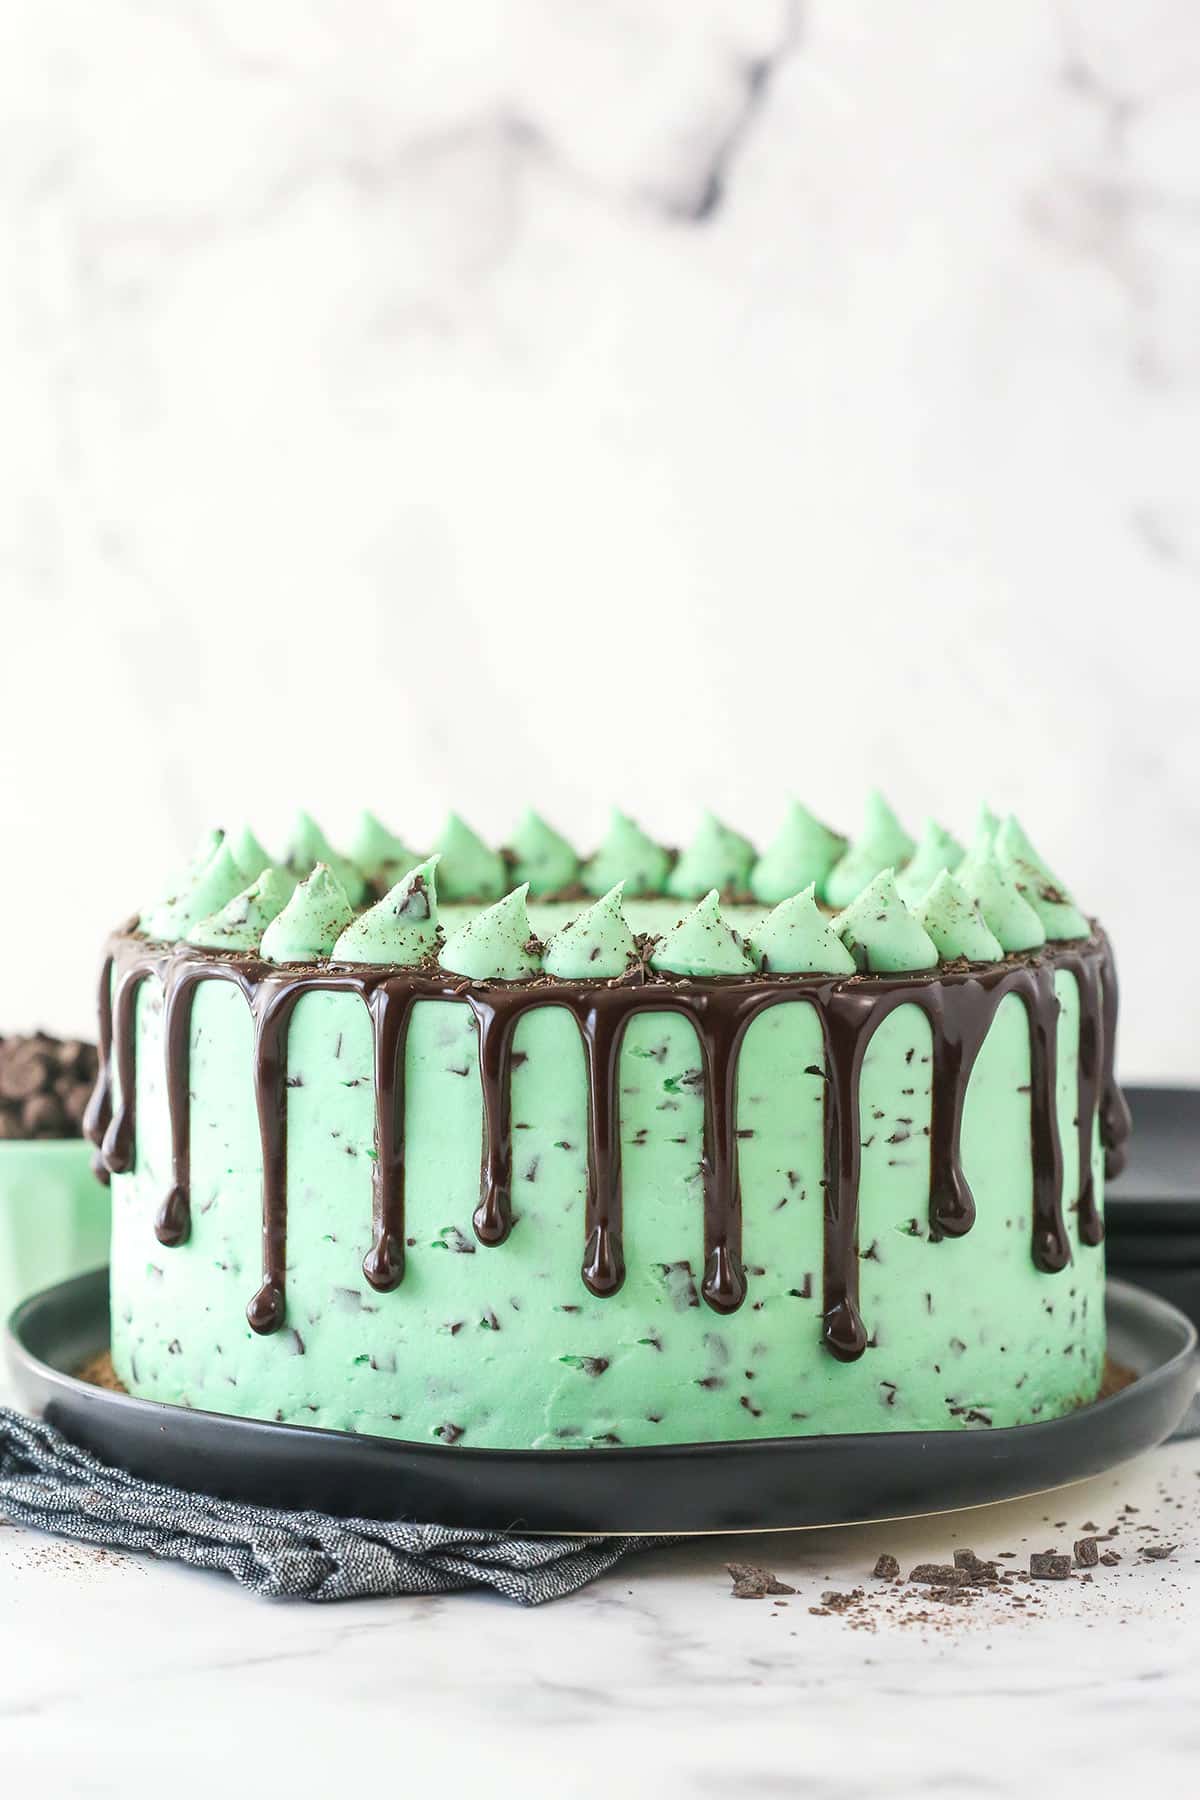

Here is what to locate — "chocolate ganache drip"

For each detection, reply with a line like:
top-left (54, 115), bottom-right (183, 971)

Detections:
top-left (84, 929), bottom-right (1129, 1359)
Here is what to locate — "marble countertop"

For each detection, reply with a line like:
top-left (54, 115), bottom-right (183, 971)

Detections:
top-left (2, 1376), bottom-right (1198, 1797)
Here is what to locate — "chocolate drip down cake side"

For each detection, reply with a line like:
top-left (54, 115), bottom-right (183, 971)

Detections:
top-left (85, 798), bottom-right (1131, 1449)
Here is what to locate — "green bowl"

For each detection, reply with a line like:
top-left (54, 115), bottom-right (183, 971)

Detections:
top-left (0, 1141), bottom-right (110, 1328)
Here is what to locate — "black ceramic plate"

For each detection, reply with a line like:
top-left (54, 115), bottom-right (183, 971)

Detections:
top-left (5, 1270), bottom-right (1197, 1535)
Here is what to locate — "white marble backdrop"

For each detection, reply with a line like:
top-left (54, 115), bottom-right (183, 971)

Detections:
top-left (0, 0), bottom-right (1197, 1077)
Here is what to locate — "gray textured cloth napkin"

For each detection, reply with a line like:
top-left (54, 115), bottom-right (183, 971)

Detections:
top-left (0, 1407), bottom-right (675, 1604)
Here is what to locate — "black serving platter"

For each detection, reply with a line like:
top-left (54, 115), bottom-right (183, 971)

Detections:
top-left (1105, 1086), bottom-right (1200, 1332)
top-left (6, 1270), bottom-right (1196, 1536)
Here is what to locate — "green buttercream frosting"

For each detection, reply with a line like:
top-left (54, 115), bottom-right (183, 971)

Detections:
top-left (749, 884), bottom-right (856, 974)
top-left (973, 803), bottom-right (999, 852)
top-left (260, 864), bottom-right (355, 964)
top-left (896, 819), bottom-right (965, 906)
top-left (750, 803), bottom-right (846, 904)
top-left (432, 812), bottom-right (507, 902)
top-left (833, 869), bottom-right (938, 973)
top-left (350, 811), bottom-right (420, 886)
top-left (332, 856), bottom-right (441, 967)
top-left (440, 886), bottom-right (541, 981)
top-left (231, 826), bottom-right (271, 884)
top-left (667, 812), bottom-right (756, 899)
top-left (824, 792), bottom-right (916, 910)
top-left (954, 844), bottom-right (1046, 952)
top-left (912, 871), bottom-right (1003, 963)
top-left (544, 884), bottom-right (637, 979)
top-left (650, 891), bottom-right (756, 978)
top-left (510, 810), bottom-right (580, 896)
top-left (186, 867), bottom-right (297, 952)
top-left (188, 827), bottom-right (225, 870)
top-left (141, 840), bottom-right (247, 941)
top-left (286, 811), bottom-right (367, 905)
top-left (995, 816), bottom-right (1090, 941)
top-left (582, 810), bottom-right (671, 897)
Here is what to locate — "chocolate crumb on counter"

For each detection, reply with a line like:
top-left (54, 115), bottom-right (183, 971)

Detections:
top-left (1141, 1544), bottom-right (1177, 1560)
top-left (1029, 1552), bottom-right (1072, 1581)
top-left (1074, 1537), bottom-right (1100, 1568)
top-left (726, 1561), bottom-right (795, 1599)
top-left (873, 1553), bottom-right (900, 1580)
top-left (0, 1033), bottom-right (98, 1140)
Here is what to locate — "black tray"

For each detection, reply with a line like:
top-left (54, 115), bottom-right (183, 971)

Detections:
top-left (5, 1270), bottom-right (1196, 1535)
top-left (1105, 1086), bottom-right (1200, 1331)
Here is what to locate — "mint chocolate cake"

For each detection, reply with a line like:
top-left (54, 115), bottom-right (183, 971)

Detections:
top-left (85, 798), bottom-right (1130, 1448)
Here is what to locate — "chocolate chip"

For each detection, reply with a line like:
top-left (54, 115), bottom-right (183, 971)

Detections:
top-left (0, 1049), bottom-right (51, 1101)
top-left (0, 1034), bottom-right (99, 1137)
top-left (1029, 1553), bottom-right (1072, 1580)
top-left (22, 1092), bottom-right (65, 1137)
top-left (1100, 1551), bottom-right (1121, 1566)
top-left (1141, 1544), bottom-right (1177, 1560)
top-left (873, 1554), bottom-right (900, 1579)
top-left (1074, 1537), bottom-right (1100, 1568)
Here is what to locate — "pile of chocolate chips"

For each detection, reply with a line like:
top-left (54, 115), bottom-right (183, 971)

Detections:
top-left (0, 1034), bottom-right (98, 1141)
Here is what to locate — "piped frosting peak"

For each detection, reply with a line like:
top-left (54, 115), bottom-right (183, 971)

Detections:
top-left (332, 857), bottom-right (441, 967)
top-left (913, 871), bottom-right (1003, 963)
top-left (750, 803), bottom-right (846, 904)
top-left (667, 812), bottom-right (756, 900)
top-left (582, 810), bottom-right (671, 897)
top-left (834, 869), bottom-right (939, 973)
top-left (995, 816), bottom-right (1090, 941)
top-left (187, 866), bottom-right (297, 952)
top-left (650, 891), bottom-right (756, 978)
top-left (433, 812), bottom-right (507, 903)
top-left (440, 886), bottom-right (541, 981)
top-left (286, 811), bottom-right (367, 905)
top-left (510, 810), bottom-right (580, 896)
top-left (896, 819), bottom-right (964, 906)
top-left (954, 843), bottom-right (1046, 952)
top-left (260, 864), bottom-right (355, 965)
top-left (350, 811), bottom-right (420, 887)
top-left (544, 884), bottom-right (638, 980)
top-left (824, 792), bottom-right (916, 910)
top-left (141, 839), bottom-right (247, 941)
top-left (750, 884), bottom-right (856, 975)
top-left (231, 827), bottom-right (271, 885)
